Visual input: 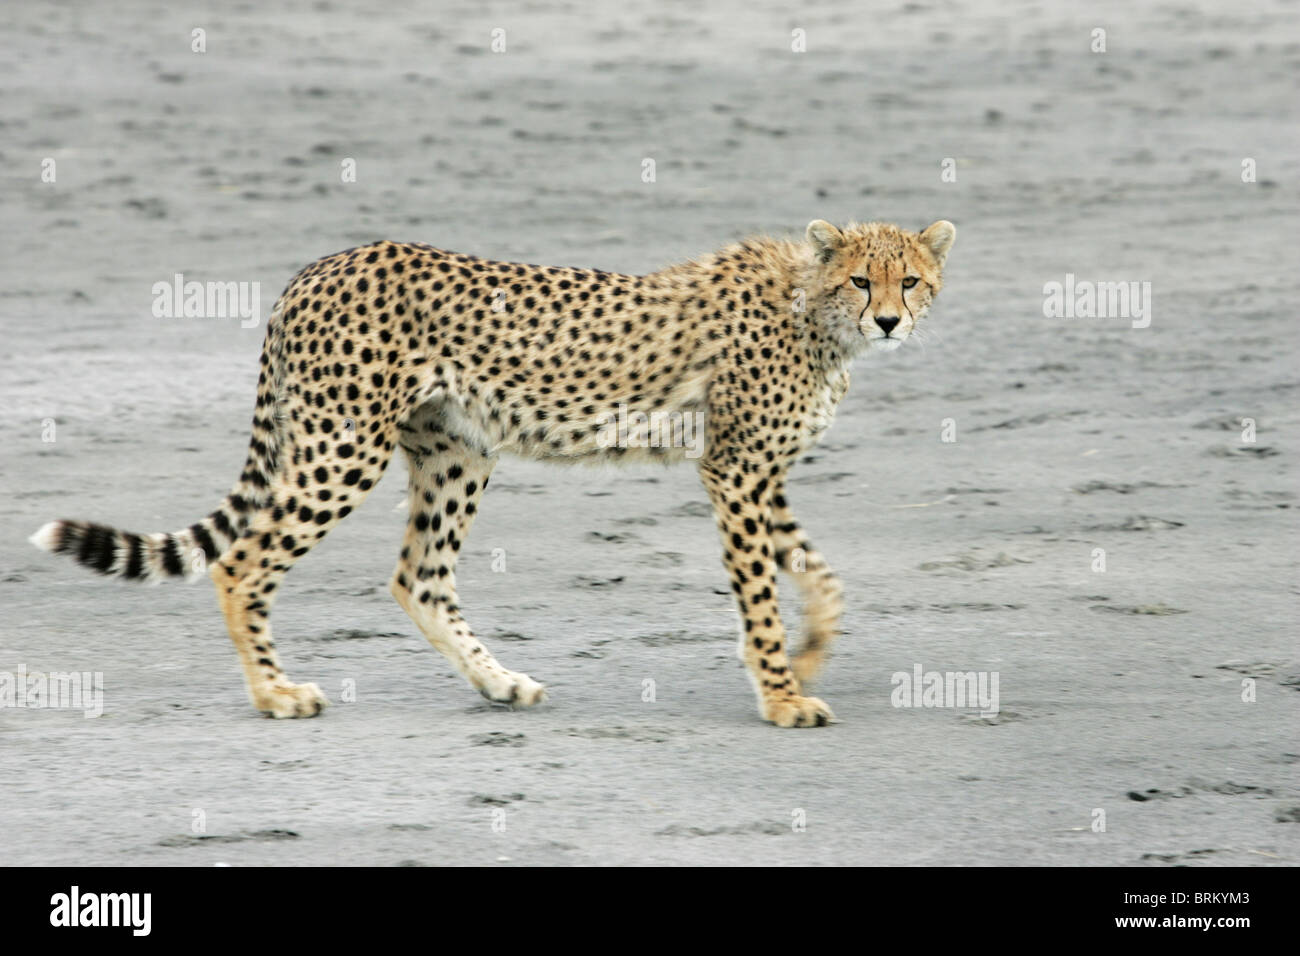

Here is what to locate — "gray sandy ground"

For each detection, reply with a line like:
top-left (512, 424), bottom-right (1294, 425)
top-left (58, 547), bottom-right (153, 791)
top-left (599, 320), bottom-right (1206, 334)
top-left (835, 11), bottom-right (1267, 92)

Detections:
top-left (1, 0), bottom-right (1297, 865)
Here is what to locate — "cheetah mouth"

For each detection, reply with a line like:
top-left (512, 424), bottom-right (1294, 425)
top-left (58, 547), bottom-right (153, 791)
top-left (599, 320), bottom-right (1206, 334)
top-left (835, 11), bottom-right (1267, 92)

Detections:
top-left (870, 335), bottom-right (904, 352)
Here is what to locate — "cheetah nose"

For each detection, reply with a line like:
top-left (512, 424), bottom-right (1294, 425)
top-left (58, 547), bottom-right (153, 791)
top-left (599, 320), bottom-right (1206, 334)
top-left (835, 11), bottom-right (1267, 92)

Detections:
top-left (874, 316), bottom-right (900, 335)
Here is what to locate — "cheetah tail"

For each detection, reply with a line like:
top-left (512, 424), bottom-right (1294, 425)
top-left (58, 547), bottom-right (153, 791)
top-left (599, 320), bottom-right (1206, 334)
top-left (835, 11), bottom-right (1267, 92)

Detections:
top-left (29, 447), bottom-right (282, 582)
top-left (29, 488), bottom-right (263, 584)
top-left (28, 314), bottom-right (289, 583)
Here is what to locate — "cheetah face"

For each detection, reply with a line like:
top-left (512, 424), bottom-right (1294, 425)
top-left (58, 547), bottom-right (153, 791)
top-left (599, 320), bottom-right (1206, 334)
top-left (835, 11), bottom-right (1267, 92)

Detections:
top-left (806, 219), bottom-right (955, 355)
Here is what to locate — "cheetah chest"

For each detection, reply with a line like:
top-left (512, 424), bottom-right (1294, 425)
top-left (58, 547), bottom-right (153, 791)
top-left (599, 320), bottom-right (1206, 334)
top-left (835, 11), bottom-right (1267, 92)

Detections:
top-left (803, 363), bottom-right (851, 448)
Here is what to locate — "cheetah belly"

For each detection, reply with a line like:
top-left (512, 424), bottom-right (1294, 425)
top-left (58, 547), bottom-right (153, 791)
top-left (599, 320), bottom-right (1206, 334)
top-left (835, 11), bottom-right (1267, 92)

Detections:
top-left (484, 371), bottom-right (711, 464)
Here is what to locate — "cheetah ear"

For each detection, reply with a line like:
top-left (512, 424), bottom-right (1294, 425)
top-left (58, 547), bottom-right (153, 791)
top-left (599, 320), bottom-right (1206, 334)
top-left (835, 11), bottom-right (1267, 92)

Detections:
top-left (920, 220), bottom-right (956, 268)
top-left (806, 220), bottom-right (844, 264)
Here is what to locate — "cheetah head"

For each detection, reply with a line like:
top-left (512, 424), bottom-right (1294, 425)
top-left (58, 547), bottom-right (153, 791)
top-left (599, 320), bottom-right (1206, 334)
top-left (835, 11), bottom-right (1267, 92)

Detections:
top-left (805, 219), bottom-right (955, 354)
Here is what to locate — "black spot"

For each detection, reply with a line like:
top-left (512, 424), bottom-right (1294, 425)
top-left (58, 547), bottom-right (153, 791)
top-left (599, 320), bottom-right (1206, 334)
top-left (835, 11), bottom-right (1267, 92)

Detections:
top-left (161, 536), bottom-right (184, 576)
top-left (123, 534), bottom-right (146, 579)
top-left (78, 524), bottom-right (117, 574)
top-left (190, 524), bottom-right (219, 560)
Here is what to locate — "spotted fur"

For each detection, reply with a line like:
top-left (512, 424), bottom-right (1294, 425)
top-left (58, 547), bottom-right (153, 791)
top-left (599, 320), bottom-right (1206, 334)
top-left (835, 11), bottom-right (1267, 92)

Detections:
top-left (32, 219), bottom-right (955, 725)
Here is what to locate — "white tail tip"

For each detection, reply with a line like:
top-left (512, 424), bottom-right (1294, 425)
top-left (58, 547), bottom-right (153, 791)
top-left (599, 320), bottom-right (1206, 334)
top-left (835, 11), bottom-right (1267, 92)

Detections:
top-left (29, 521), bottom-right (62, 552)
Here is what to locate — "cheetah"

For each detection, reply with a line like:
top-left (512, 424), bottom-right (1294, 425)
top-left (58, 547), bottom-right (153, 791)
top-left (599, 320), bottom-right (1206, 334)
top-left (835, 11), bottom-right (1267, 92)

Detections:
top-left (31, 218), bottom-right (955, 727)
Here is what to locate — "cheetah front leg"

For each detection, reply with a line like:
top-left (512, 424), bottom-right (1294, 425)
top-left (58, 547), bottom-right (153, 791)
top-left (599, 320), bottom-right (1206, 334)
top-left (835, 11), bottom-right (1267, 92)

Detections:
top-left (771, 481), bottom-right (844, 686)
top-left (390, 425), bottom-right (545, 708)
top-left (699, 462), bottom-right (835, 728)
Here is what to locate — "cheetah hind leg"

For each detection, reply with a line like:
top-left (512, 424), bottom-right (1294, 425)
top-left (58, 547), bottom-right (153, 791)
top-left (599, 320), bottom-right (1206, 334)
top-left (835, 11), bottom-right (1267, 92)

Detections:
top-left (213, 435), bottom-right (394, 718)
top-left (390, 423), bottom-right (546, 709)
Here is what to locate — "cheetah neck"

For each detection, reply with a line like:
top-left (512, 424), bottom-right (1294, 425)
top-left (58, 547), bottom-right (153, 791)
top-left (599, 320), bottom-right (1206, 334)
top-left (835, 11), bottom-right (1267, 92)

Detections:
top-left (643, 236), bottom-right (859, 413)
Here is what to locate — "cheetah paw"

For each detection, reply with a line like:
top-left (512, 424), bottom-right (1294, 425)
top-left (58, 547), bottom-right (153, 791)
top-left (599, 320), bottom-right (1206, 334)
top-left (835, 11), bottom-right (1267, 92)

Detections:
top-left (254, 681), bottom-right (329, 719)
top-left (477, 671), bottom-right (547, 708)
top-left (762, 694), bottom-right (835, 728)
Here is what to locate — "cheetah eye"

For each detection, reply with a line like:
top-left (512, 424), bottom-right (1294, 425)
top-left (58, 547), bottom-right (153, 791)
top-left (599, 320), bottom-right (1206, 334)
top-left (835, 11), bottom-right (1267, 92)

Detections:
top-left (902, 276), bottom-right (919, 289)
top-left (850, 276), bottom-right (869, 290)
